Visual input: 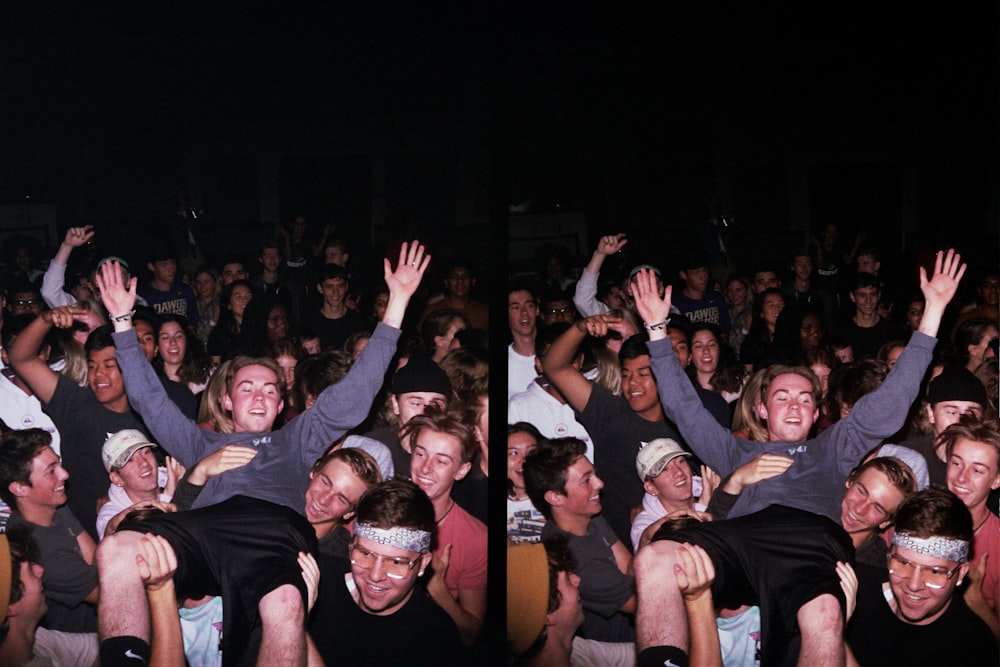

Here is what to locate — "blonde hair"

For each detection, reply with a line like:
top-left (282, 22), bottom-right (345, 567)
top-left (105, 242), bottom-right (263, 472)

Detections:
top-left (197, 360), bottom-right (234, 433)
top-left (731, 368), bottom-right (768, 441)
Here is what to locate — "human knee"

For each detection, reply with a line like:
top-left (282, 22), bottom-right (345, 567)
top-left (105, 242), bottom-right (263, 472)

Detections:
top-left (798, 593), bottom-right (843, 632)
top-left (635, 540), bottom-right (682, 584)
top-left (259, 584), bottom-right (304, 623)
top-left (97, 530), bottom-right (144, 573)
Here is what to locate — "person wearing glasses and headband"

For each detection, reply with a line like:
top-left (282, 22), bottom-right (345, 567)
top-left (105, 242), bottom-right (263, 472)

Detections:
top-left (311, 479), bottom-right (462, 666)
top-left (846, 488), bottom-right (996, 665)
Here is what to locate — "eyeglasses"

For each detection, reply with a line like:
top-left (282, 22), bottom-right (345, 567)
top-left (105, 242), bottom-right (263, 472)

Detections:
top-left (887, 553), bottom-right (961, 589)
top-left (350, 543), bottom-right (421, 579)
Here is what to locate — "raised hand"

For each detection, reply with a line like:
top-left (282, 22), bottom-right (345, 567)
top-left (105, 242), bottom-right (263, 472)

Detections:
top-left (917, 248), bottom-right (966, 337)
top-left (384, 240), bottom-right (430, 301)
top-left (596, 233), bottom-right (628, 257)
top-left (919, 248), bottom-right (966, 310)
top-left (426, 543), bottom-right (452, 602)
top-left (381, 240), bottom-right (430, 329)
top-left (63, 225), bottom-right (95, 248)
top-left (631, 267), bottom-right (672, 332)
top-left (95, 259), bottom-right (138, 322)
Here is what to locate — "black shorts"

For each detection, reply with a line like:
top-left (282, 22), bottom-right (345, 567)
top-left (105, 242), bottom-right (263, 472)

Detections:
top-left (120, 495), bottom-right (317, 666)
top-left (652, 504), bottom-right (854, 667)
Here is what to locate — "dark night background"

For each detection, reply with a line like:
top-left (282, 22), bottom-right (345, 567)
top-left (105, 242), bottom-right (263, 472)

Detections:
top-left (1, 4), bottom-right (997, 663)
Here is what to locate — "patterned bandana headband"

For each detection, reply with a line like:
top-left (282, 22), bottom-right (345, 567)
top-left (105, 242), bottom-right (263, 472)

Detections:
top-left (892, 531), bottom-right (969, 563)
top-left (354, 523), bottom-right (432, 554)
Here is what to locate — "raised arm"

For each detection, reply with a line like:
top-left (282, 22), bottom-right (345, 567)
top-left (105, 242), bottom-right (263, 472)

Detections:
top-left (381, 240), bottom-right (430, 330)
top-left (41, 226), bottom-right (95, 308)
top-left (8, 307), bottom-right (90, 403)
top-left (94, 259), bottom-right (138, 333)
top-left (574, 234), bottom-right (627, 316)
top-left (97, 260), bottom-right (204, 464)
top-left (916, 248), bottom-right (966, 338)
top-left (833, 249), bottom-right (966, 468)
top-left (541, 313), bottom-right (622, 412)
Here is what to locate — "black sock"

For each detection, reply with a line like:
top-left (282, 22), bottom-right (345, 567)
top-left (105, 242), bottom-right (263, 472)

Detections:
top-left (637, 645), bottom-right (690, 667)
top-left (99, 636), bottom-right (150, 666)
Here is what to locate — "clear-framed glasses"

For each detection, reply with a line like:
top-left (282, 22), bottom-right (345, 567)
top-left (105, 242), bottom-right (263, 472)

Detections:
top-left (887, 553), bottom-right (961, 589)
top-left (350, 542), bottom-right (421, 580)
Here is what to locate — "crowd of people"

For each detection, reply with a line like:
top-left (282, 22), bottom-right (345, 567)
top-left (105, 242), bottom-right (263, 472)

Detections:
top-left (507, 233), bottom-right (999, 665)
top-left (0, 220), bottom-right (491, 666)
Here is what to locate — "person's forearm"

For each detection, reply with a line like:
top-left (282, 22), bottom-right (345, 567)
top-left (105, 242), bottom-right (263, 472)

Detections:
top-left (52, 241), bottom-right (75, 267)
top-left (685, 594), bottom-right (723, 667)
top-left (585, 248), bottom-right (609, 275)
top-left (917, 300), bottom-right (945, 338)
top-left (381, 292), bottom-right (408, 329)
top-left (147, 584), bottom-right (185, 667)
top-left (41, 262), bottom-right (73, 308)
top-left (542, 321), bottom-right (587, 376)
top-left (8, 313), bottom-right (50, 366)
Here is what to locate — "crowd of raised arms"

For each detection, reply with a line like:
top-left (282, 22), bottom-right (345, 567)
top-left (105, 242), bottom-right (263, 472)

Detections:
top-left (0, 219), bottom-right (491, 666)
top-left (507, 232), bottom-right (998, 666)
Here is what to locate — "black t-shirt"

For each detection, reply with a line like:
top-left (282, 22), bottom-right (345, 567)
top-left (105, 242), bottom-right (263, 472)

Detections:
top-left (577, 384), bottom-right (681, 550)
top-left (309, 555), bottom-right (463, 667)
top-left (306, 309), bottom-right (369, 351)
top-left (43, 374), bottom-right (150, 541)
top-left (847, 567), bottom-right (997, 666)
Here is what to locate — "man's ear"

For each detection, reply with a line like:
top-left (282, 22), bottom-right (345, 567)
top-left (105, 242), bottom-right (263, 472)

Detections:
top-left (925, 403), bottom-right (935, 425)
top-left (9, 480), bottom-right (28, 499)
top-left (957, 562), bottom-right (971, 586)
top-left (221, 393), bottom-right (233, 412)
top-left (756, 401), bottom-right (769, 422)
top-left (849, 292), bottom-right (857, 304)
top-left (991, 474), bottom-right (1000, 492)
top-left (454, 461), bottom-right (472, 482)
top-left (109, 471), bottom-right (124, 488)
top-left (877, 518), bottom-right (894, 532)
top-left (643, 479), bottom-right (658, 496)
top-left (417, 552), bottom-right (433, 577)
top-left (342, 509), bottom-right (357, 524)
top-left (544, 489), bottom-right (566, 509)
top-left (147, 262), bottom-right (155, 273)
top-left (390, 395), bottom-right (401, 417)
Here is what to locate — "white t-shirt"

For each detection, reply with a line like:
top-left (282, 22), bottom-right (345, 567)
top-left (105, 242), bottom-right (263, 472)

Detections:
top-left (507, 344), bottom-right (537, 400)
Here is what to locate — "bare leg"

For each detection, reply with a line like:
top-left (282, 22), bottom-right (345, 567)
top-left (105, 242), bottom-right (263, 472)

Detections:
top-left (635, 540), bottom-right (689, 652)
top-left (796, 593), bottom-right (844, 667)
top-left (97, 530), bottom-right (151, 641)
top-left (257, 584), bottom-right (306, 667)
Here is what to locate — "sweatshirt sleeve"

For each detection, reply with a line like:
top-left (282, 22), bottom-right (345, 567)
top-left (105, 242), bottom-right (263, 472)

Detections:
top-left (647, 336), bottom-right (741, 478)
top-left (832, 331), bottom-right (936, 472)
top-left (41, 262), bottom-right (75, 308)
top-left (112, 329), bottom-right (205, 467)
top-left (287, 322), bottom-right (400, 467)
top-left (573, 269), bottom-right (610, 317)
